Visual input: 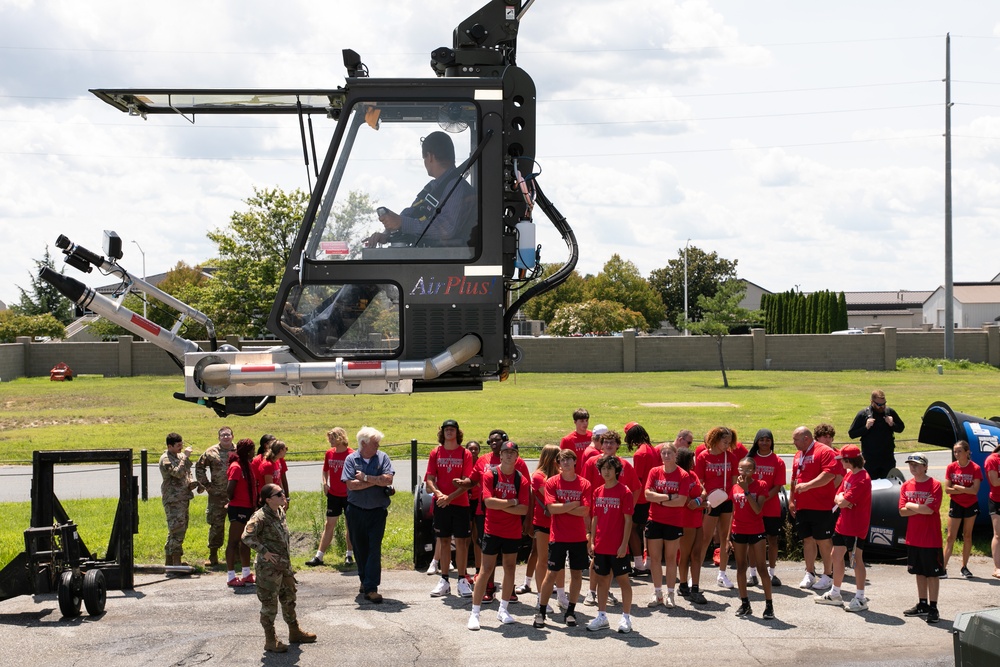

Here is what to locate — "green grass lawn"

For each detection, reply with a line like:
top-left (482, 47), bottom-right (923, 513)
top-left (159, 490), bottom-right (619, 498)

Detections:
top-left (2, 365), bottom-right (998, 462)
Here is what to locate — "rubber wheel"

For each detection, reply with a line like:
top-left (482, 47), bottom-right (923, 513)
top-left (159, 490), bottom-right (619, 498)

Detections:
top-left (58, 571), bottom-right (82, 618)
top-left (83, 569), bottom-right (107, 615)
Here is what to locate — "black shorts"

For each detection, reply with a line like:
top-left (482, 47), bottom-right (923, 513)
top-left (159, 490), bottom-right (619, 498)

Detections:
top-left (593, 553), bottom-right (631, 577)
top-left (907, 545), bottom-right (945, 578)
top-left (547, 541), bottom-right (589, 571)
top-left (533, 524), bottom-right (550, 535)
top-left (990, 499), bottom-right (1000, 515)
top-left (795, 509), bottom-right (835, 541)
top-left (731, 532), bottom-right (765, 545)
top-left (708, 500), bottom-right (733, 517)
top-left (645, 520), bottom-right (683, 542)
top-left (949, 501), bottom-right (979, 520)
top-left (433, 504), bottom-right (472, 539)
top-left (474, 512), bottom-right (486, 539)
top-left (632, 503), bottom-right (650, 526)
top-left (832, 532), bottom-right (868, 551)
top-left (481, 533), bottom-right (522, 556)
top-left (762, 516), bottom-right (783, 537)
top-left (326, 493), bottom-right (348, 517)
top-left (228, 506), bottom-right (252, 524)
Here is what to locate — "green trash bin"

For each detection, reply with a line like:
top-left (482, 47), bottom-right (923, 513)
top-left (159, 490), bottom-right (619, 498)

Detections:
top-left (953, 608), bottom-right (1000, 666)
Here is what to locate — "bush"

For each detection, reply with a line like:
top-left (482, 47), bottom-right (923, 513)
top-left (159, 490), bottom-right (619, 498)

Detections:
top-left (896, 357), bottom-right (999, 372)
top-left (0, 310), bottom-right (66, 343)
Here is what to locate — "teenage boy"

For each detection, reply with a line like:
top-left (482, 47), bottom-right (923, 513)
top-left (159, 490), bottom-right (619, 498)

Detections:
top-left (587, 455), bottom-right (635, 633)
top-left (426, 419), bottom-right (475, 599)
top-left (534, 449), bottom-right (592, 629)
top-left (560, 408), bottom-right (593, 475)
top-left (468, 442), bottom-right (530, 630)
top-left (899, 453), bottom-right (945, 624)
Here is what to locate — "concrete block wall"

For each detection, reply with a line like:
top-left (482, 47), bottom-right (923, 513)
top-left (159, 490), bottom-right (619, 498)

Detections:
top-left (0, 342), bottom-right (26, 381)
top-left (515, 336), bottom-right (624, 372)
top-left (758, 333), bottom-right (885, 371)
top-left (25, 340), bottom-right (121, 377)
top-left (633, 335), bottom-right (752, 371)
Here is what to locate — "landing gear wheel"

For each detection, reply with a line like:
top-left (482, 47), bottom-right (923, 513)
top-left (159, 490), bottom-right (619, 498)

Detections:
top-left (58, 571), bottom-right (82, 618)
top-left (83, 569), bottom-right (107, 615)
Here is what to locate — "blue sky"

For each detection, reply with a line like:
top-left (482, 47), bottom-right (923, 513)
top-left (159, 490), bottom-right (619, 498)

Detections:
top-left (2, 0), bottom-right (999, 308)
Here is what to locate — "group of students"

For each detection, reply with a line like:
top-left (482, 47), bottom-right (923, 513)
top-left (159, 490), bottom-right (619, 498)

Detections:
top-left (417, 409), bottom-right (1000, 633)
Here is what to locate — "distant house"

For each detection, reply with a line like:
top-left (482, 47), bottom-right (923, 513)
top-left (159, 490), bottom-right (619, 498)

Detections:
top-left (0, 299), bottom-right (7, 311)
top-left (738, 279), bottom-right (771, 311)
top-left (923, 283), bottom-right (1000, 329)
top-left (843, 290), bottom-right (932, 330)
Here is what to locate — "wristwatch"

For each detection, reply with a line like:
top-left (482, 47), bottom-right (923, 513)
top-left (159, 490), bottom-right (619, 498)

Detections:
top-left (363, 474), bottom-right (368, 483)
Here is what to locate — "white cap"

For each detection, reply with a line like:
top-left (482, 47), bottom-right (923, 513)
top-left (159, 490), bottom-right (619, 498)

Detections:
top-left (592, 424), bottom-right (609, 437)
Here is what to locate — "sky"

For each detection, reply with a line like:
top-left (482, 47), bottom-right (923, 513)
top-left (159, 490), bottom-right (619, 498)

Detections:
top-left (2, 0), bottom-right (1000, 310)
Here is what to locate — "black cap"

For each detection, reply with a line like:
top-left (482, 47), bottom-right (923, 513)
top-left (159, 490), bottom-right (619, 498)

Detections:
top-left (499, 441), bottom-right (519, 452)
top-left (441, 419), bottom-right (459, 429)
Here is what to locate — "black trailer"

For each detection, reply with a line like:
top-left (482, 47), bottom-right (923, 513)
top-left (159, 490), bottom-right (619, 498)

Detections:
top-left (0, 449), bottom-right (138, 617)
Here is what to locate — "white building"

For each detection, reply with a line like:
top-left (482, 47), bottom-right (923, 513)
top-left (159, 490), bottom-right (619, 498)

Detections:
top-left (923, 283), bottom-right (1000, 329)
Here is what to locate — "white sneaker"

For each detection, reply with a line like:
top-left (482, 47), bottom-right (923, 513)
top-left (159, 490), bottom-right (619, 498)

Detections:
top-left (586, 614), bottom-right (610, 632)
top-left (456, 577), bottom-right (473, 598)
top-left (814, 591), bottom-right (844, 606)
top-left (467, 613), bottom-right (480, 631)
top-left (647, 594), bottom-right (663, 608)
top-left (430, 578), bottom-right (450, 597)
top-left (617, 616), bottom-right (633, 634)
top-left (583, 591), bottom-right (598, 606)
top-left (557, 596), bottom-right (570, 613)
top-left (811, 574), bottom-right (832, 590)
top-left (545, 603), bottom-right (554, 614)
top-left (748, 573), bottom-right (759, 587)
top-left (717, 572), bottom-right (734, 589)
top-left (497, 608), bottom-right (515, 625)
top-left (607, 590), bottom-right (619, 606)
top-left (845, 597), bottom-right (869, 613)
top-left (426, 560), bottom-right (440, 576)
top-left (665, 591), bottom-right (676, 609)
top-left (798, 572), bottom-right (816, 589)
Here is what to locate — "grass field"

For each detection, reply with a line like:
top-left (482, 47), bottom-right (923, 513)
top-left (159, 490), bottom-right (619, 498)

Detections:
top-left (2, 364), bottom-right (998, 463)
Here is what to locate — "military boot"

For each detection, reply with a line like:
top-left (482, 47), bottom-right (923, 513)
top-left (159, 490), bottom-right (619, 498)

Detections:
top-left (287, 621), bottom-right (317, 644)
top-left (205, 548), bottom-right (220, 568)
top-left (262, 617), bottom-right (288, 653)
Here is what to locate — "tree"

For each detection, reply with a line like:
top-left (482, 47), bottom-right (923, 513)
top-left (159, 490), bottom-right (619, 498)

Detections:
top-left (649, 246), bottom-right (738, 328)
top-left (13, 247), bottom-right (74, 324)
top-left (0, 310), bottom-right (66, 343)
top-left (586, 254), bottom-right (665, 332)
top-left (548, 299), bottom-right (647, 337)
top-left (681, 280), bottom-right (762, 388)
top-left (518, 263), bottom-right (588, 324)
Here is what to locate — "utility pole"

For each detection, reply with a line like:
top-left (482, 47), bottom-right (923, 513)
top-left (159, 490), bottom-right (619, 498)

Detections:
top-left (684, 239), bottom-right (690, 335)
top-left (944, 33), bottom-right (954, 359)
top-left (131, 240), bottom-right (147, 319)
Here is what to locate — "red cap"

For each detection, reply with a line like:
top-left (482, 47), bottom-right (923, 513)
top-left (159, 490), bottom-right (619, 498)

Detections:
top-left (836, 444), bottom-right (861, 459)
top-left (624, 422), bottom-right (639, 433)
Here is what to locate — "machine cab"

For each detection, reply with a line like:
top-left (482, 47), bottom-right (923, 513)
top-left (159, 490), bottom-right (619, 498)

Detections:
top-left (269, 70), bottom-right (536, 390)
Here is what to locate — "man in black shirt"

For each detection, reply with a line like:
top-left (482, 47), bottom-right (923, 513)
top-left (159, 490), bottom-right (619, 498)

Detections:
top-left (847, 389), bottom-right (905, 479)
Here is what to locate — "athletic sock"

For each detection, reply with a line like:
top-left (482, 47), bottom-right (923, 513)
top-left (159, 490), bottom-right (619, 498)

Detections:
top-left (654, 587), bottom-right (662, 596)
top-left (749, 567), bottom-right (757, 577)
top-left (499, 599), bottom-right (509, 612)
top-left (345, 550), bottom-right (353, 558)
top-left (768, 566), bottom-right (775, 577)
top-left (523, 576), bottom-right (532, 587)
top-left (242, 566), bottom-right (252, 578)
top-left (472, 604), bottom-right (481, 614)
top-left (566, 603), bottom-right (576, 615)
top-left (666, 588), bottom-right (674, 595)
top-left (831, 585), bottom-right (841, 596)
top-left (856, 590), bottom-right (866, 601)
top-left (227, 570), bottom-right (237, 581)
top-left (929, 600), bottom-right (938, 609)
top-left (314, 550), bottom-right (324, 559)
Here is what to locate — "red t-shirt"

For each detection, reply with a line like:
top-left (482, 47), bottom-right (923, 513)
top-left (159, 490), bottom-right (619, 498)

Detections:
top-left (792, 441), bottom-right (840, 511)
top-left (581, 445), bottom-right (601, 470)
top-left (250, 454), bottom-right (267, 492)
top-left (835, 469), bottom-right (872, 539)
top-left (482, 468), bottom-right (530, 540)
top-left (583, 455), bottom-right (640, 504)
top-left (946, 460), bottom-right (983, 508)
top-left (695, 449), bottom-right (740, 497)
top-left (591, 482), bottom-right (634, 555)
top-left (731, 480), bottom-right (768, 535)
top-left (426, 445), bottom-right (474, 507)
top-left (684, 472), bottom-right (705, 528)
top-left (531, 470), bottom-right (552, 528)
top-left (631, 443), bottom-right (660, 507)
top-left (645, 465), bottom-right (694, 527)
top-left (323, 447), bottom-right (353, 497)
top-left (695, 442), bottom-right (748, 459)
top-left (899, 477), bottom-right (943, 548)
top-left (227, 461), bottom-right (255, 509)
top-left (986, 453), bottom-right (1000, 502)
top-left (560, 430), bottom-right (593, 475)
top-left (752, 451), bottom-right (786, 518)
top-left (544, 474), bottom-right (591, 543)
top-left (472, 452), bottom-right (531, 515)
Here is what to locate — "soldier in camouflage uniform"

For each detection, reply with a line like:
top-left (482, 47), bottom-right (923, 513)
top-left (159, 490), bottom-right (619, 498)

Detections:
top-left (195, 426), bottom-right (235, 567)
top-left (159, 432), bottom-right (195, 566)
top-left (242, 483), bottom-right (317, 653)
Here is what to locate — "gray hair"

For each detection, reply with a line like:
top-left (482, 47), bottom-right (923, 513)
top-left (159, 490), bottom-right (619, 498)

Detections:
top-left (356, 426), bottom-right (385, 448)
